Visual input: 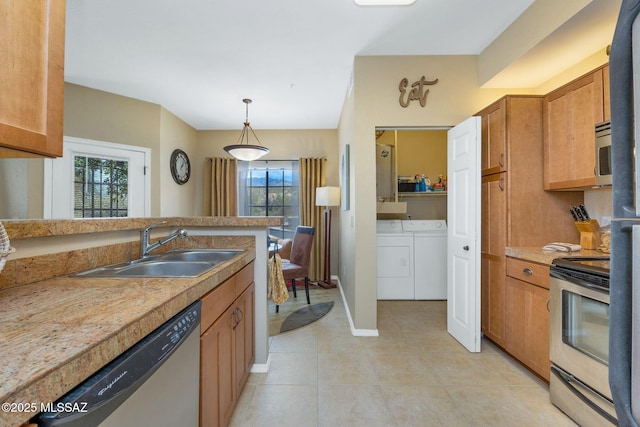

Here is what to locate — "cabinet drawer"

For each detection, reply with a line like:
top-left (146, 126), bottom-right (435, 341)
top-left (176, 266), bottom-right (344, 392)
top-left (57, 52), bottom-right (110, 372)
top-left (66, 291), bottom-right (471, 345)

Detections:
top-left (506, 258), bottom-right (550, 289)
top-left (201, 277), bottom-right (236, 333)
top-left (235, 261), bottom-right (254, 296)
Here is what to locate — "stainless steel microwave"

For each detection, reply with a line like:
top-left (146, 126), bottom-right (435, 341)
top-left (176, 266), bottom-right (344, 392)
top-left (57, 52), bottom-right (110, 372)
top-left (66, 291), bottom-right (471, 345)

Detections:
top-left (595, 121), bottom-right (612, 186)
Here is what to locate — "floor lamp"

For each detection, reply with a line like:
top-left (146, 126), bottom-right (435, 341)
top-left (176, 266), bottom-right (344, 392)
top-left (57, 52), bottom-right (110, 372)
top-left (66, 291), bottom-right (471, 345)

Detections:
top-left (315, 186), bottom-right (341, 289)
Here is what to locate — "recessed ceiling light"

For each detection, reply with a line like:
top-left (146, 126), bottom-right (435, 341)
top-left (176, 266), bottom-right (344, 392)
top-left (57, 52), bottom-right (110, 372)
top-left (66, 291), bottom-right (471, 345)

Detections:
top-left (354, 0), bottom-right (415, 5)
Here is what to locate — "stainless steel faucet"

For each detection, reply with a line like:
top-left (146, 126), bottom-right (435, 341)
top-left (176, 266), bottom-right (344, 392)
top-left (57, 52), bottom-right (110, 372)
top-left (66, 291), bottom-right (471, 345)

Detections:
top-left (140, 222), bottom-right (188, 257)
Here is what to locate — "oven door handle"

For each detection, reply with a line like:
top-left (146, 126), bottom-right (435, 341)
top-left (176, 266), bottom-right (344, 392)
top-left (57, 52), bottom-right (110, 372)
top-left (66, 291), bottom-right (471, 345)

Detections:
top-left (551, 366), bottom-right (618, 425)
top-left (549, 269), bottom-right (610, 294)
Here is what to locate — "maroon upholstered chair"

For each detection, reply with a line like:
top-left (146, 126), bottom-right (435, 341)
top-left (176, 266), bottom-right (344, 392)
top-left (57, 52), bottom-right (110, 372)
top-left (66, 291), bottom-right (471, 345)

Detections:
top-left (277, 226), bottom-right (315, 313)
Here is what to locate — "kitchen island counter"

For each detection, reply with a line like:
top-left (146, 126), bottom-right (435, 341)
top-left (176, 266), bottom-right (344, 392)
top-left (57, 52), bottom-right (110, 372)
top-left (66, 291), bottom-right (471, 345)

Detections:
top-left (0, 248), bottom-right (255, 427)
top-left (0, 216), bottom-right (285, 427)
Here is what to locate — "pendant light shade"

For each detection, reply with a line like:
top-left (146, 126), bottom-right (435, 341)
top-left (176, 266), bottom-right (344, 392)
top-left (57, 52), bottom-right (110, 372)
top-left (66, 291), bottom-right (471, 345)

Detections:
top-left (224, 98), bottom-right (270, 161)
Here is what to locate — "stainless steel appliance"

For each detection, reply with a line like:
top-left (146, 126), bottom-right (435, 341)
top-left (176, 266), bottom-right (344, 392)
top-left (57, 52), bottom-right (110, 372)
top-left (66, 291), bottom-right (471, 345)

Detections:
top-left (550, 257), bottom-right (616, 426)
top-left (609, 2), bottom-right (640, 426)
top-left (595, 121), bottom-right (612, 186)
top-left (35, 301), bottom-right (201, 426)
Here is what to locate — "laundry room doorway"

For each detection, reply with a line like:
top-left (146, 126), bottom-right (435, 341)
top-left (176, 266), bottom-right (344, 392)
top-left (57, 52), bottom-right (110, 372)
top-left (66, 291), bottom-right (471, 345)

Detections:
top-left (374, 127), bottom-right (451, 323)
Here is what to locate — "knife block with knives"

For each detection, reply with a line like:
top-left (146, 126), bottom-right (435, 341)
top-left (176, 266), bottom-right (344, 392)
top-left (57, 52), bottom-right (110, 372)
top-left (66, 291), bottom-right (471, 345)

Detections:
top-left (570, 204), bottom-right (600, 250)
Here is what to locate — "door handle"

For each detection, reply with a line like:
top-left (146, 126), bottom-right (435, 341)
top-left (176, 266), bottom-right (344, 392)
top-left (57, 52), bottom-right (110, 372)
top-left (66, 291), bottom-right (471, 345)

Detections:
top-left (463, 245), bottom-right (469, 251)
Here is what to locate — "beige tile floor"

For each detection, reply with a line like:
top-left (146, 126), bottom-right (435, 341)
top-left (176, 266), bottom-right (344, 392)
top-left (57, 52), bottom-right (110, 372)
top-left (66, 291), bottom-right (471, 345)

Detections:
top-left (230, 288), bottom-right (577, 427)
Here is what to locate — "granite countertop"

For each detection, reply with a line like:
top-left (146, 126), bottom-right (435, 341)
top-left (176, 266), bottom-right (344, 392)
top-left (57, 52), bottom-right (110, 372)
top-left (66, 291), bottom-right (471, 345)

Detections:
top-left (0, 249), bottom-right (255, 427)
top-left (3, 216), bottom-right (283, 240)
top-left (505, 246), bottom-right (606, 265)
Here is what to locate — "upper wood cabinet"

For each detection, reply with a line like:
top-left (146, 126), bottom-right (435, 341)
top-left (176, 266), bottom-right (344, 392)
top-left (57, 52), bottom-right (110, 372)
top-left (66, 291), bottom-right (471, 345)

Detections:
top-left (476, 95), bottom-right (583, 349)
top-left (543, 65), bottom-right (609, 190)
top-left (0, 0), bottom-right (66, 158)
top-left (480, 99), bottom-right (507, 175)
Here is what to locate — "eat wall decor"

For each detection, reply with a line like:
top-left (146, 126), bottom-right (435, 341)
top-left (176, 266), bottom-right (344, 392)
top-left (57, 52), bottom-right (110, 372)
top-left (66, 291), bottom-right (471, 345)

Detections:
top-left (399, 76), bottom-right (439, 107)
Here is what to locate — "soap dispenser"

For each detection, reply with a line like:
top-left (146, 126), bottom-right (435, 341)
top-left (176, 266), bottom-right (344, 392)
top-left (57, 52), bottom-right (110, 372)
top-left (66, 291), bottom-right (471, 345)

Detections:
top-left (419, 175), bottom-right (426, 192)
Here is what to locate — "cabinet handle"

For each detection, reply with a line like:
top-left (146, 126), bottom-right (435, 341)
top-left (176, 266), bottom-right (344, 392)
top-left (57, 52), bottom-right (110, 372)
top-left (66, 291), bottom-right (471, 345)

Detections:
top-left (546, 299), bottom-right (551, 313)
top-left (237, 307), bottom-right (244, 323)
top-left (232, 308), bottom-right (240, 330)
top-left (523, 268), bottom-right (533, 275)
top-left (499, 153), bottom-right (505, 168)
top-left (498, 176), bottom-right (505, 192)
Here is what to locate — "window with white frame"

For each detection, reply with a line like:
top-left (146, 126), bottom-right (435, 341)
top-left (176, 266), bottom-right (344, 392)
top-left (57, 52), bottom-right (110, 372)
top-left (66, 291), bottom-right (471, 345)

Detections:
top-left (45, 137), bottom-right (149, 219)
top-left (238, 160), bottom-right (299, 239)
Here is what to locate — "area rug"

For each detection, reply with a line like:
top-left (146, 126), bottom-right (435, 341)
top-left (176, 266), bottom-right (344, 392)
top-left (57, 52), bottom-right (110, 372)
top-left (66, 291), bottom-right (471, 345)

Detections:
top-left (279, 301), bottom-right (334, 333)
top-left (268, 285), bottom-right (334, 336)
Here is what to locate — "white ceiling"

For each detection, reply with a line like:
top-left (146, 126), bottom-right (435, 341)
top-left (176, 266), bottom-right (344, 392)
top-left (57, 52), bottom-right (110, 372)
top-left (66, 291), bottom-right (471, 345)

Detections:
top-left (64, 0), bottom-right (620, 130)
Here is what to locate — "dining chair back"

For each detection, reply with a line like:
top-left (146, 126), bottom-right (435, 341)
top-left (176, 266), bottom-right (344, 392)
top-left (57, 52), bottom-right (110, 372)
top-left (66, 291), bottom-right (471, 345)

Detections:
top-left (276, 226), bottom-right (315, 312)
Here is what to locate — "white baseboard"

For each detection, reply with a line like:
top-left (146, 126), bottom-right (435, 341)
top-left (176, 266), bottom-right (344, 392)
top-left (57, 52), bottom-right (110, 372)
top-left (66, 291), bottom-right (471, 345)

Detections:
top-left (250, 354), bottom-right (271, 373)
top-left (333, 275), bottom-right (379, 337)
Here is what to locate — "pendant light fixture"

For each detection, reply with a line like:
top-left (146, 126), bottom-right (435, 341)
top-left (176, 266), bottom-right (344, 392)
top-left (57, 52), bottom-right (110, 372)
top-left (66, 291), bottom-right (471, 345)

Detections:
top-left (224, 98), bottom-right (270, 161)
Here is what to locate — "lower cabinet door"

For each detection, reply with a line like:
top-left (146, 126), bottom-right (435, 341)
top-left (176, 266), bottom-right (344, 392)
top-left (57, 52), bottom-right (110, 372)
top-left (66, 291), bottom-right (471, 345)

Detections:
top-left (505, 276), bottom-right (551, 381)
top-left (234, 283), bottom-right (255, 392)
top-left (201, 305), bottom-right (236, 427)
top-left (525, 283), bottom-right (551, 381)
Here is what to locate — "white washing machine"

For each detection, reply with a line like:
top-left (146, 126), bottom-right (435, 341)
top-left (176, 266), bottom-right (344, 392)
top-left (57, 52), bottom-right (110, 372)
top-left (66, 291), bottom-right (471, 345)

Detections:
top-left (402, 220), bottom-right (448, 300)
top-left (376, 220), bottom-right (414, 300)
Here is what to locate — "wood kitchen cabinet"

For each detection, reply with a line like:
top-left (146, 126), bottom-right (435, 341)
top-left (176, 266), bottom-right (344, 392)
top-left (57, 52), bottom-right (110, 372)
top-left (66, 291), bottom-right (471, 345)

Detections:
top-left (0, 0), bottom-right (66, 158)
top-left (200, 262), bottom-right (255, 427)
top-left (481, 98), bottom-right (507, 176)
top-left (481, 173), bottom-right (506, 344)
top-left (543, 65), bottom-right (609, 190)
top-left (477, 96), bottom-right (582, 348)
top-left (505, 257), bottom-right (551, 382)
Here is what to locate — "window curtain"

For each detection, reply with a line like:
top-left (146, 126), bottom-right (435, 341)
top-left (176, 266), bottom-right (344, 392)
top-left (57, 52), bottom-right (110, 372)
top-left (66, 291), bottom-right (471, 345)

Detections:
top-left (299, 157), bottom-right (326, 281)
top-left (204, 157), bottom-right (238, 216)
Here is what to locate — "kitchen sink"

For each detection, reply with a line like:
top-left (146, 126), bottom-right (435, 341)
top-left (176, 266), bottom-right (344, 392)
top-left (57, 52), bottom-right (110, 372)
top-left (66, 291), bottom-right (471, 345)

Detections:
top-left (155, 249), bottom-right (242, 263)
top-left (74, 249), bottom-right (243, 278)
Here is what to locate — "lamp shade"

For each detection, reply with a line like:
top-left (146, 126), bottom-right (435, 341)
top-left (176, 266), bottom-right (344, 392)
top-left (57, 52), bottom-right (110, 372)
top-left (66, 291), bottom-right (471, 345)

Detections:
top-left (223, 144), bottom-right (269, 161)
top-left (316, 186), bottom-right (341, 207)
top-left (223, 98), bottom-right (269, 161)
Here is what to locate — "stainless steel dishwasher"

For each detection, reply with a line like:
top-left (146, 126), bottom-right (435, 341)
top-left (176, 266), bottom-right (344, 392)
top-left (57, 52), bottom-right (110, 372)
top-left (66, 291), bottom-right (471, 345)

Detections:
top-left (35, 301), bottom-right (201, 427)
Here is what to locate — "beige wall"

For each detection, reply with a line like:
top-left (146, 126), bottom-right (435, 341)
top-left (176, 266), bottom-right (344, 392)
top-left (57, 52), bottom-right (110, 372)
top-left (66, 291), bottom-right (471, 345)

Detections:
top-left (195, 129), bottom-right (341, 274)
top-left (159, 107), bottom-right (199, 216)
top-left (0, 83), bottom-right (199, 219)
top-left (396, 130), bottom-right (447, 180)
top-left (1, 51), bottom-right (611, 334)
top-left (340, 52), bottom-right (610, 331)
top-left (64, 83), bottom-right (164, 215)
top-left (195, 129), bottom-right (340, 215)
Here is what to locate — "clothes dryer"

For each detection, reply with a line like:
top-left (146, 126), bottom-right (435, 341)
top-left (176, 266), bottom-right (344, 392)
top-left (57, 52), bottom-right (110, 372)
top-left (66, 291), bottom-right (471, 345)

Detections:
top-left (402, 220), bottom-right (447, 300)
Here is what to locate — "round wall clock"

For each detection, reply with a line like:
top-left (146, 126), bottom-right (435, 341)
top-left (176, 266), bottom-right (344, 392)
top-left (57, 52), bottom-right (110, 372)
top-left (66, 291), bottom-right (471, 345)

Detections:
top-left (170, 149), bottom-right (191, 185)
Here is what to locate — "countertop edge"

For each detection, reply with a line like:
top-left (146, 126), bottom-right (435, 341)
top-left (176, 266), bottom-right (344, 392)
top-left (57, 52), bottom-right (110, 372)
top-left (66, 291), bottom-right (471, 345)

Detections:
top-left (2, 216), bottom-right (284, 240)
top-left (1, 249), bottom-right (255, 427)
top-left (505, 246), bottom-right (606, 265)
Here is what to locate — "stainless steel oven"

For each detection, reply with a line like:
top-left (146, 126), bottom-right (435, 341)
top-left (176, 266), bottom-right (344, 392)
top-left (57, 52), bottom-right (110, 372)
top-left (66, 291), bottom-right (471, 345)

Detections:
top-left (549, 257), bottom-right (617, 427)
top-left (595, 121), bottom-right (612, 186)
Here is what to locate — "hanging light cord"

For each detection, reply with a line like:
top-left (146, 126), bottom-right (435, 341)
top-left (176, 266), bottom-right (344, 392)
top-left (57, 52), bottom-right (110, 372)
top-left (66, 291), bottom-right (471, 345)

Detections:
top-left (237, 98), bottom-right (264, 147)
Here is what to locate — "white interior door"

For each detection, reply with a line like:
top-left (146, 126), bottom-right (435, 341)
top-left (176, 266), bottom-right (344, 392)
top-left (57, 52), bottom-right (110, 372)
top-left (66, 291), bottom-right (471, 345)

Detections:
top-left (447, 116), bottom-right (481, 352)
